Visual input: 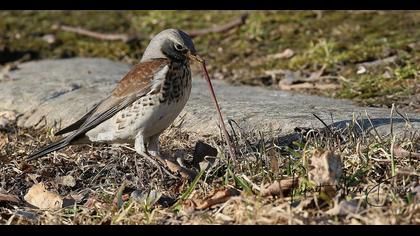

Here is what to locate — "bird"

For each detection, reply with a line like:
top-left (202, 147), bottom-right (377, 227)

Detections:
top-left (26, 28), bottom-right (204, 161)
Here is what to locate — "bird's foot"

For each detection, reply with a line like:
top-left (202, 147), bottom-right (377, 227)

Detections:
top-left (138, 151), bottom-right (178, 179)
top-left (147, 150), bottom-right (159, 157)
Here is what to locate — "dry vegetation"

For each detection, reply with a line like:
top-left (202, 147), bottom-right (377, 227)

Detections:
top-left (1, 110), bottom-right (419, 224)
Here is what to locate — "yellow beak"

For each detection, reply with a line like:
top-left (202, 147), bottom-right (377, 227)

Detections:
top-left (187, 52), bottom-right (204, 63)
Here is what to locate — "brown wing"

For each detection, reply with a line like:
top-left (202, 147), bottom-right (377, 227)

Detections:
top-left (54, 58), bottom-right (169, 136)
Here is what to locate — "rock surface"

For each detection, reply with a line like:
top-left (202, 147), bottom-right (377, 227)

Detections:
top-left (0, 58), bottom-right (418, 138)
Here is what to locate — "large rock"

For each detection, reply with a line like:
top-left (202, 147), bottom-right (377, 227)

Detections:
top-left (0, 58), bottom-right (418, 138)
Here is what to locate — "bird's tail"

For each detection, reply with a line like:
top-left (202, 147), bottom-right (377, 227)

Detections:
top-left (26, 138), bottom-right (70, 161)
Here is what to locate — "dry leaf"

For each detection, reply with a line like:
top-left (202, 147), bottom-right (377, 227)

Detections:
top-left (394, 146), bottom-right (420, 160)
top-left (193, 188), bottom-right (240, 210)
top-left (24, 182), bottom-right (63, 209)
top-left (181, 199), bottom-right (197, 214)
top-left (192, 141), bottom-right (218, 168)
top-left (0, 193), bottom-right (20, 203)
top-left (84, 197), bottom-right (108, 209)
top-left (0, 110), bottom-right (17, 129)
top-left (153, 155), bottom-right (197, 180)
top-left (308, 150), bottom-right (342, 197)
top-left (260, 178), bottom-right (299, 197)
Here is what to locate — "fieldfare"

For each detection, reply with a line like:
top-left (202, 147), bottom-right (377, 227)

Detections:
top-left (27, 29), bottom-right (206, 161)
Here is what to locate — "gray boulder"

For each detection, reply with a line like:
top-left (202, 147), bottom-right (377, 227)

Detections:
top-left (0, 58), bottom-right (418, 139)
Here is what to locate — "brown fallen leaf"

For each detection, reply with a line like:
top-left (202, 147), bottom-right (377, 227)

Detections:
top-left (84, 197), bottom-right (108, 209)
top-left (394, 146), bottom-right (420, 160)
top-left (24, 182), bottom-right (63, 209)
top-left (308, 150), bottom-right (342, 186)
top-left (151, 154), bottom-right (197, 180)
top-left (181, 199), bottom-right (197, 214)
top-left (308, 150), bottom-right (342, 198)
top-left (0, 193), bottom-right (21, 204)
top-left (0, 111), bottom-right (17, 127)
top-left (191, 188), bottom-right (240, 210)
top-left (260, 178), bottom-right (299, 197)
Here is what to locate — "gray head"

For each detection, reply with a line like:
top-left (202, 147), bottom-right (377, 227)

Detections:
top-left (141, 29), bottom-right (198, 62)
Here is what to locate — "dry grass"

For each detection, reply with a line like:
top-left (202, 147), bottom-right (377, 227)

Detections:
top-left (0, 110), bottom-right (419, 225)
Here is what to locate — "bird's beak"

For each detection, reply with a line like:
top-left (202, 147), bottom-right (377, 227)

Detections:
top-left (187, 52), bottom-right (204, 63)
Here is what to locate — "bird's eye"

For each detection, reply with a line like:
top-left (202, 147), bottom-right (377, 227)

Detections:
top-left (174, 43), bottom-right (184, 51)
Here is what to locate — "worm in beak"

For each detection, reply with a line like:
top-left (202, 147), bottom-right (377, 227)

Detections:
top-left (193, 54), bottom-right (237, 161)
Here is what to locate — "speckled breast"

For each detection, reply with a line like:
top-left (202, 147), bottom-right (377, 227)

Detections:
top-left (112, 61), bottom-right (192, 139)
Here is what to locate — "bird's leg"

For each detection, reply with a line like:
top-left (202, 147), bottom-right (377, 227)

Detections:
top-left (147, 133), bottom-right (160, 157)
top-left (134, 132), bottom-right (147, 154)
top-left (135, 133), bottom-right (163, 177)
top-left (134, 132), bottom-right (177, 179)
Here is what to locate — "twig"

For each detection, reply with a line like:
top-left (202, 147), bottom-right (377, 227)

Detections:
top-left (187, 13), bottom-right (249, 38)
top-left (52, 24), bottom-right (139, 43)
top-left (52, 13), bottom-right (249, 43)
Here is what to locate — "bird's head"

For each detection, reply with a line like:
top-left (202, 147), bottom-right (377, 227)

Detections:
top-left (141, 28), bottom-right (203, 63)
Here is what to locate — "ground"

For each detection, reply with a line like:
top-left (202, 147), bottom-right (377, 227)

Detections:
top-left (0, 10), bottom-right (419, 225)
